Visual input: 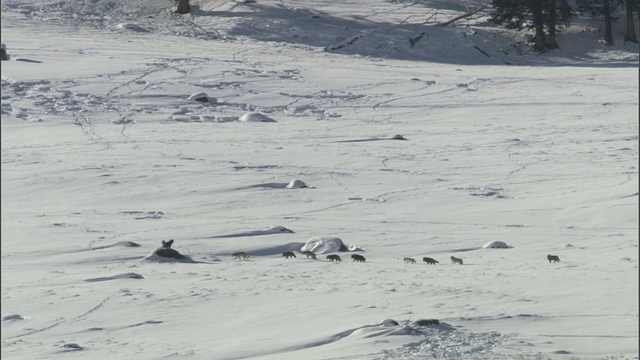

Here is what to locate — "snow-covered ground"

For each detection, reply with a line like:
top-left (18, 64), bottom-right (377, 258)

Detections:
top-left (1, 0), bottom-right (638, 359)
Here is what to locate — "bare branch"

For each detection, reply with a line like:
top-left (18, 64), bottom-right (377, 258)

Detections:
top-left (437, 5), bottom-right (489, 26)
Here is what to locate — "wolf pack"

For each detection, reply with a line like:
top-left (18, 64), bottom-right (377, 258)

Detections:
top-left (229, 248), bottom-right (562, 265)
top-left (157, 239), bottom-right (561, 265)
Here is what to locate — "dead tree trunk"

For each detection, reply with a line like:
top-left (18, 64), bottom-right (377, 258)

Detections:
top-left (546, 0), bottom-right (559, 49)
top-left (624, 0), bottom-right (638, 43)
top-left (603, 0), bottom-right (614, 45)
top-left (176, 0), bottom-right (191, 14)
top-left (532, 2), bottom-right (547, 51)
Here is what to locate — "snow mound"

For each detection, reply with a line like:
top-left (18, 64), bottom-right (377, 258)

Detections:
top-left (188, 92), bottom-right (211, 103)
top-left (115, 23), bottom-right (149, 33)
top-left (239, 112), bottom-right (277, 122)
top-left (143, 247), bottom-right (196, 263)
top-left (378, 326), bottom-right (511, 359)
top-left (286, 179), bottom-right (308, 189)
top-left (290, 319), bottom-right (460, 355)
top-left (300, 236), bottom-right (364, 254)
top-left (381, 319), bottom-right (400, 327)
top-left (115, 240), bottom-right (141, 247)
top-left (208, 225), bottom-right (295, 238)
top-left (239, 242), bottom-right (307, 256)
top-left (265, 225), bottom-right (295, 233)
top-left (60, 343), bottom-right (84, 350)
top-left (84, 273), bottom-right (145, 282)
top-left (89, 240), bottom-right (141, 250)
top-left (482, 241), bottom-right (511, 249)
top-left (2, 314), bottom-right (27, 321)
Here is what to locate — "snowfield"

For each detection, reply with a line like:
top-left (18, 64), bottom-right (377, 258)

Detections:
top-left (1, 0), bottom-right (638, 359)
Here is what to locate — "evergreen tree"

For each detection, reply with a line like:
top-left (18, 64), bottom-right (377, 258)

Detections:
top-left (491, 0), bottom-right (574, 51)
top-left (491, 0), bottom-right (532, 31)
top-left (544, 0), bottom-right (574, 48)
top-left (576, 0), bottom-right (622, 45)
top-left (624, 0), bottom-right (638, 43)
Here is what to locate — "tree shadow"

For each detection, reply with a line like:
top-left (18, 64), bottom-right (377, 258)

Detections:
top-left (187, 2), bottom-right (638, 67)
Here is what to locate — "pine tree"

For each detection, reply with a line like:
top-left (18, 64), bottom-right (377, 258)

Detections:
top-left (491, 0), bottom-right (574, 51)
top-left (491, 0), bottom-right (531, 31)
top-left (576, 0), bottom-right (623, 45)
top-left (624, 0), bottom-right (638, 43)
top-left (491, 0), bottom-right (546, 50)
top-left (532, 1), bottom-right (547, 51)
top-left (544, 0), bottom-right (574, 48)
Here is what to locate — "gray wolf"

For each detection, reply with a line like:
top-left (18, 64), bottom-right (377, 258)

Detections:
top-left (423, 257), bottom-right (438, 265)
top-left (302, 251), bottom-right (317, 260)
top-left (327, 254), bottom-right (342, 262)
top-left (351, 254), bottom-right (366, 262)
top-left (282, 251), bottom-right (296, 259)
top-left (404, 257), bottom-right (416, 264)
top-left (233, 252), bottom-right (250, 260)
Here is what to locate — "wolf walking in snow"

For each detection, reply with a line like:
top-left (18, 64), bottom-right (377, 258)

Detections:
top-left (233, 252), bottom-right (250, 260)
top-left (450, 256), bottom-right (463, 265)
top-left (423, 257), bottom-right (438, 265)
top-left (404, 257), bottom-right (416, 264)
top-left (302, 251), bottom-right (317, 260)
top-left (282, 251), bottom-right (296, 259)
top-left (547, 254), bottom-right (561, 263)
top-left (327, 254), bottom-right (342, 262)
top-left (351, 254), bottom-right (366, 262)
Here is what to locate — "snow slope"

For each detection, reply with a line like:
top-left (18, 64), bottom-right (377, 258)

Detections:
top-left (1, 0), bottom-right (638, 359)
